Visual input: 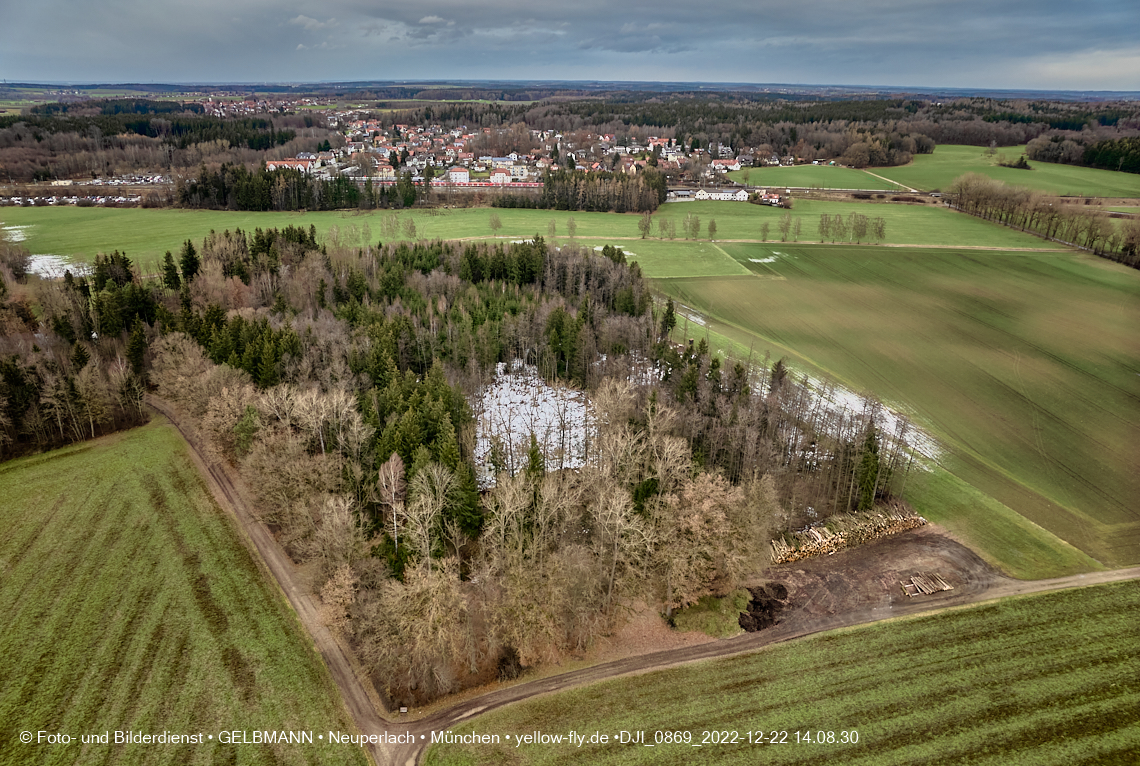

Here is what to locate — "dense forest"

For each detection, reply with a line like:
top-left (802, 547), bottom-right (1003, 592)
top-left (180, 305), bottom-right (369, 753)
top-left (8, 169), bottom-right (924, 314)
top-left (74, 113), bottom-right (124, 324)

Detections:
top-left (394, 96), bottom-right (1140, 170)
top-left (490, 168), bottom-right (667, 213)
top-left (0, 227), bottom-right (915, 703)
top-left (0, 99), bottom-right (335, 182)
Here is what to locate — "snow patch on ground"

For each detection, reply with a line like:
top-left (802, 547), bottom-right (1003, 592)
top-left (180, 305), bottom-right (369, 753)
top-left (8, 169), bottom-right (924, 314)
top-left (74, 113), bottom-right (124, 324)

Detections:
top-left (593, 245), bottom-right (636, 256)
top-left (472, 361), bottom-right (595, 488)
top-left (675, 302), bottom-right (943, 464)
top-left (749, 257), bottom-right (777, 263)
top-left (677, 311), bottom-right (706, 327)
top-left (28, 255), bottom-right (85, 279)
top-left (795, 373), bottom-right (942, 463)
top-left (2, 224), bottom-right (32, 243)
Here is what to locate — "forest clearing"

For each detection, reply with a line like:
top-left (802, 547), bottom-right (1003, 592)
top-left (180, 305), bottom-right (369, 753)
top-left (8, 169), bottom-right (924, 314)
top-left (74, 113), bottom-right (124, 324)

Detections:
top-left (659, 243), bottom-right (1140, 570)
top-left (0, 420), bottom-right (368, 766)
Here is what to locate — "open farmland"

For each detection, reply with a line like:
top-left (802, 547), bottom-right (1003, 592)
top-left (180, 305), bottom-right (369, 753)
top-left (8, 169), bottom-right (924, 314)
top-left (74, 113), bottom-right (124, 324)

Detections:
top-left (870, 144), bottom-right (1140, 197)
top-left (725, 163), bottom-right (904, 190)
top-left (659, 244), bottom-right (1140, 570)
top-left (611, 239), bottom-right (749, 278)
top-left (1, 198), bottom-right (1062, 275)
top-left (648, 199), bottom-right (1067, 249)
top-left (0, 420), bottom-right (368, 766)
top-left (426, 579), bottom-right (1140, 766)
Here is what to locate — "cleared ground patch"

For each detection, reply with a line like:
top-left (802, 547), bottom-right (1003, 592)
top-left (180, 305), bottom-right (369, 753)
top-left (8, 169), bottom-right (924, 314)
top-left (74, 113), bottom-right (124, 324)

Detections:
top-left (0, 420), bottom-right (368, 766)
top-left (661, 244), bottom-right (1140, 570)
top-left (425, 579), bottom-right (1140, 765)
top-left (871, 144), bottom-right (1140, 197)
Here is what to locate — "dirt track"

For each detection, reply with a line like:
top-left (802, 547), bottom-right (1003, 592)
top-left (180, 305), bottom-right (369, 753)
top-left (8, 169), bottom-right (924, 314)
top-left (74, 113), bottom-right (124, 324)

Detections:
top-left (149, 398), bottom-right (1140, 766)
top-left (147, 397), bottom-right (392, 765)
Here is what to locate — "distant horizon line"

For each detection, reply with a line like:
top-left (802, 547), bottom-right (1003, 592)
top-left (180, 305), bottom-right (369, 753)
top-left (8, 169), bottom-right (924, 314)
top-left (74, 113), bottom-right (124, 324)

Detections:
top-left (4, 79), bottom-right (1139, 98)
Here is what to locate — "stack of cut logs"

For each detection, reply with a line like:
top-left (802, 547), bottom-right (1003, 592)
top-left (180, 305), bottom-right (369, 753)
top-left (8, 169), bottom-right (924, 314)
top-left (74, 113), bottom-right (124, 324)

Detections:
top-left (770, 504), bottom-right (927, 564)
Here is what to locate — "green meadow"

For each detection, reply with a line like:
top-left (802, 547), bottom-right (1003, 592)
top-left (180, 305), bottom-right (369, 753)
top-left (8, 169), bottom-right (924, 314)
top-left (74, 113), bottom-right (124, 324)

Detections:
top-left (659, 244), bottom-right (1140, 571)
top-left (1, 199), bottom-right (1061, 274)
top-left (0, 421), bottom-right (368, 766)
top-left (870, 144), bottom-right (1140, 197)
top-left (426, 580), bottom-right (1140, 766)
top-left (726, 163), bottom-right (904, 190)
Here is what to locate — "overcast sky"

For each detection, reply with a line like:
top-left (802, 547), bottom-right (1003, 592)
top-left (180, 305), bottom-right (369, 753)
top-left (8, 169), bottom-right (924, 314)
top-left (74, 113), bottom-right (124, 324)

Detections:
top-left (2, 0), bottom-right (1137, 91)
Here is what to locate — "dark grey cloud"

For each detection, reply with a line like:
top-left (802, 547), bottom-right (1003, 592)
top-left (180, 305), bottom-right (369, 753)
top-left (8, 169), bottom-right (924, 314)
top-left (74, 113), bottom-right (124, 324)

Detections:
top-left (0, 0), bottom-right (1136, 89)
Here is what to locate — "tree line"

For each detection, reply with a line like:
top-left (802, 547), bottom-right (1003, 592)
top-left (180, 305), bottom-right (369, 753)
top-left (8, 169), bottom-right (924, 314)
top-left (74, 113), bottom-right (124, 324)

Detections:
top-left (0, 243), bottom-right (148, 458)
top-left (0, 109), bottom-right (332, 183)
top-left (1027, 135), bottom-right (1140, 174)
top-left (949, 173), bottom-right (1140, 268)
top-left (490, 168), bottom-right (667, 213)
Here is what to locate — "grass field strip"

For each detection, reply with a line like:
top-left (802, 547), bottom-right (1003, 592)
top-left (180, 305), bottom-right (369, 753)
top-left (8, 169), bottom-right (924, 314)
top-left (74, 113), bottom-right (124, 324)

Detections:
top-left (0, 425), bottom-right (370, 766)
top-left (674, 300), bottom-right (942, 464)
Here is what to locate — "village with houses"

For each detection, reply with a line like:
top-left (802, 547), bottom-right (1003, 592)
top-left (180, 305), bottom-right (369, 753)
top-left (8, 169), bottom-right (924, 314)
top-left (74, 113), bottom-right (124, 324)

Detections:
top-left (262, 109), bottom-right (808, 204)
top-left (0, 94), bottom-right (834, 207)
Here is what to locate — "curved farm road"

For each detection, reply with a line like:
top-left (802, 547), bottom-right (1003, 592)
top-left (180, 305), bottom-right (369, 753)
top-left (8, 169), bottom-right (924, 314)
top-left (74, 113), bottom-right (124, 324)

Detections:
top-left (150, 399), bottom-right (1140, 766)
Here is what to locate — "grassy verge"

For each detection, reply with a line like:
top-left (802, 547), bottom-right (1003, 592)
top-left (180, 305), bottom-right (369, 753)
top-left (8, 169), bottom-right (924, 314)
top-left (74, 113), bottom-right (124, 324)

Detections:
top-left (425, 579), bottom-right (1140, 765)
top-left (0, 420), bottom-right (368, 766)
top-left (671, 590), bottom-right (751, 638)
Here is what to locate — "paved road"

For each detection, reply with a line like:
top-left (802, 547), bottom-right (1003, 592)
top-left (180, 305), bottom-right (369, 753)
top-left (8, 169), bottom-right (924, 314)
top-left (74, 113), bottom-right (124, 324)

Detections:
top-left (151, 397), bottom-right (1140, 766)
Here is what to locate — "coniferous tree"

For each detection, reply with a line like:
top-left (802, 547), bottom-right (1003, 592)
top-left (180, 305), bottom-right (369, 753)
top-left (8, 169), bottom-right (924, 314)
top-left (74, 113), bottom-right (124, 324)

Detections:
top-left (161, 251), bottom-right (181, 290)
top-left (855, 423), bottom-right (882, 511)
top-left (127, 324), bottom-right (147, 376)
top-left (70, 341), bottom-right (90, 370)
top-left (179, 240), bottom-right (199, 282)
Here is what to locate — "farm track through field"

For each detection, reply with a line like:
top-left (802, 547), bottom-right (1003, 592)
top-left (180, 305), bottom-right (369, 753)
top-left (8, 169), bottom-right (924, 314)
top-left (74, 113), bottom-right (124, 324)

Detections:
top-left (861, 169), bottom-right (917, 192)
top-left (145, 396), bottom-right (394, 766)
top-left (150, 398), bottom-right (1140, 766)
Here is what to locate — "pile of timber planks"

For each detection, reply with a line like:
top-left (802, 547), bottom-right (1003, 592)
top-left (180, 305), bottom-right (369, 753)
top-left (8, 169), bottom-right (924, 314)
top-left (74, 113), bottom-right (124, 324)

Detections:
top-left (901, 572), bottom-right (954, 597)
